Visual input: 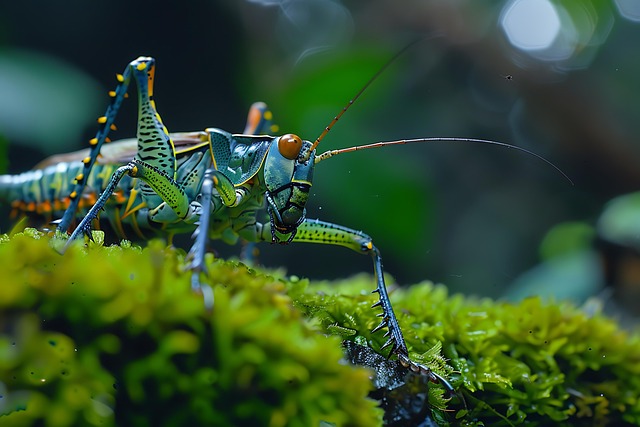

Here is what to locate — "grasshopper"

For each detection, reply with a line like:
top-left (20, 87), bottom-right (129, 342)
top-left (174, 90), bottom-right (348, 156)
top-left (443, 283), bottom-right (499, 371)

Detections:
top-left (0, 54), bottom-right (568, 393)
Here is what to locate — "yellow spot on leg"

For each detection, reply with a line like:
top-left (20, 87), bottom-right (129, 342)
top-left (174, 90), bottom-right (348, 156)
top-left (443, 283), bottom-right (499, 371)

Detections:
top-left (89, 138), bottom-right (98, 146)
top-left (97, 116), bottom-right (107, 124)
top-left (116, 73), bottom-right (124, 82)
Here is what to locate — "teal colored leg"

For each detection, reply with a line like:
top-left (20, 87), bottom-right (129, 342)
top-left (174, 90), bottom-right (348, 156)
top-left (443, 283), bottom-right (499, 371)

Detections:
top-left (57, 60), bottom-right (137, 233)
top-left (185, 168), bottom-right (254, 309)
top-left (57, 56), bottom-right (178, 234)
top-left (248, 217), bottom-right (455, 392)
top-left (280, 218), bottom-right (409, 357)
top-left (186, 169), bottom-right (216, 310)
top-left (62, 164), bottom-right (134, 251)
top-left (62, 159), bottom-right (196, 251)
top-left (274, 218), bottom-right (457, 392)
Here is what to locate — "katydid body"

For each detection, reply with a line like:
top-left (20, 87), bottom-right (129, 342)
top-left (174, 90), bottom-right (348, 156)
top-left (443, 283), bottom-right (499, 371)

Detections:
top-left (0, 57), bottom-right (412, 365)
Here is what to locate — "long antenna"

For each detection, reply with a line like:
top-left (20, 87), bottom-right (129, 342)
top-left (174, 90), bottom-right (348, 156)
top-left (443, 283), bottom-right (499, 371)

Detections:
top-left (315, 137), bottom-right (573, 185)
top-left (302, 39), bottom-right (421, 160)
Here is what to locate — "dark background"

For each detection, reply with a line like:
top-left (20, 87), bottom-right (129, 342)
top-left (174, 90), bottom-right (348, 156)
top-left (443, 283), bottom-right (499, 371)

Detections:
top-left (1, 0), bottom-right (639, 300)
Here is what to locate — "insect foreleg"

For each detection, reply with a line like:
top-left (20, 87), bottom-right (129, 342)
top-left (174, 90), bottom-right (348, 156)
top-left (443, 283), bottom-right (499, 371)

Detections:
top-left (209, 170), bottom-right (251, 208)
top-left (274, 218), bottom-right (455, 392)
top-left (279, 219), bottom-right (409, 356)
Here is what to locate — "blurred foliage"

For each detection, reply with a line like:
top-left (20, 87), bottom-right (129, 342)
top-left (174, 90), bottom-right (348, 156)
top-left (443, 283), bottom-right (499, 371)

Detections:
top-left (2, 231), bottom-right (640, 426)
top-left (598, 192), bottom-right (640, 249)
top-left (506, 191), bottom-right (640, 329)
top-left (0, 49), bottom-right (103, 156)
top-left (0, 133), bottom-right (8, 175)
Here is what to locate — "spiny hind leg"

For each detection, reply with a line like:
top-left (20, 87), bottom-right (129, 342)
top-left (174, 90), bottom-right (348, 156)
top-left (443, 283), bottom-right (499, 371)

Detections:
top-left (57, 60), bottom-right (137, 233)
top-left (57, 56), bottom-right (179, 233)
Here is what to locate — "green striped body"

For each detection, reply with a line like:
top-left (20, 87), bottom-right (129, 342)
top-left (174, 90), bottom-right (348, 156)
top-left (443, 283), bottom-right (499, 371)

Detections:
top-left (0, 135), bottom-right (271, 243)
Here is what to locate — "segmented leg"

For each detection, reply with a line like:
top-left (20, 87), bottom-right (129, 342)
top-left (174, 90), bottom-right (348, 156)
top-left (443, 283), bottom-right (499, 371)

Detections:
top-left (186, 169), bottom-right (215, 310)
top-left (62, 164), bottom-right (134, 250)
top-left (281, 219), bottom-right (456, 390)
top-left (286, 219), bottom-right (409, 356)
top-left (186, 168), bottom-right (253, 309)
top-left (56, 60), bottom-right (136, 233)
top-left (184, 101), bottom-right (278, 290)
top-left (57, 56), bottom-right (179, 233)
top-left (62, 158), bottom-right (197, 251)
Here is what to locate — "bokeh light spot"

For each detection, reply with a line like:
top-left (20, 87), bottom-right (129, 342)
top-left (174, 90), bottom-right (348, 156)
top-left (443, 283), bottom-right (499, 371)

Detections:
top-left (614, 0), bottom-right (640, 22)
top-left (501, 0), bottom-right (561, 50)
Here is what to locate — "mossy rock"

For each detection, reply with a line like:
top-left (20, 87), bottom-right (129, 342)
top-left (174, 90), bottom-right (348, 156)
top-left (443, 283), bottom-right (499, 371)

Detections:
top-left (0, 230), bottom-right (639, 426)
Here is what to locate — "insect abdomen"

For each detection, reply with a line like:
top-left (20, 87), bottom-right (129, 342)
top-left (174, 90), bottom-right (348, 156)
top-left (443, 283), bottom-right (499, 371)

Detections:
top-left (0, 162), bottom-right (126, 217)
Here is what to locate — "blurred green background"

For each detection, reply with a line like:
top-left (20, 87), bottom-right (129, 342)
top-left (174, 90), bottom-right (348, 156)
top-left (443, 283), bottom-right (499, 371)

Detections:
top-left (1, 0), bottom-right (639, 303)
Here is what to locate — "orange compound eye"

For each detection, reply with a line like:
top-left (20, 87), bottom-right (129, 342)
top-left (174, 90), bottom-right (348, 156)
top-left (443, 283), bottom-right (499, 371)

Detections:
top-left (278, 134), bottom-right (303, 160)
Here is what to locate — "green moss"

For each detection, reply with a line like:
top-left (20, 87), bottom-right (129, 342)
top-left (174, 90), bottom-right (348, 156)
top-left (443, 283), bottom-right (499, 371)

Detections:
top-left (1, 230), bottom-right (640, 426)
top-left (0, 230), bottom-right (381, 427)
